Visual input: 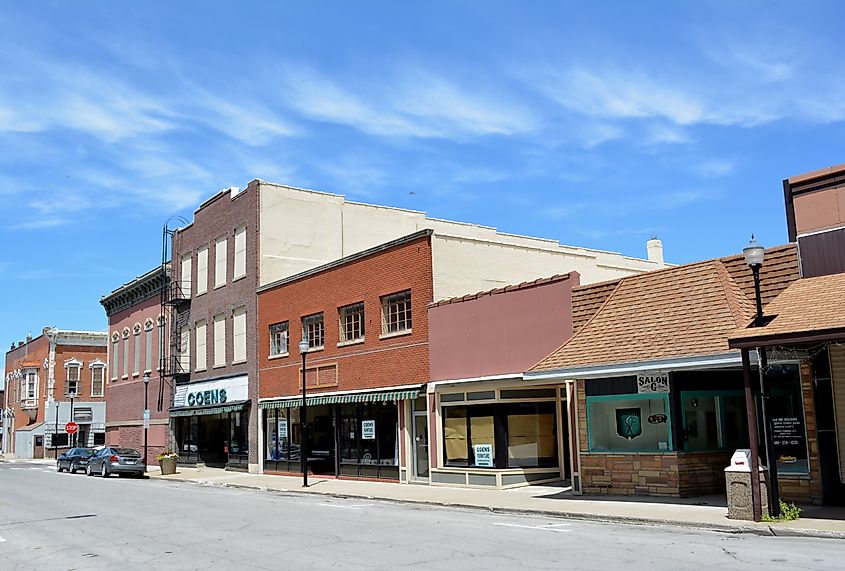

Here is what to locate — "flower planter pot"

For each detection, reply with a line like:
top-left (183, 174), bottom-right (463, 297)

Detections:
top-left (159, 457), bottom-right (177, 475)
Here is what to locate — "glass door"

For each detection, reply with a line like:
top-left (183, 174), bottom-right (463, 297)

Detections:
top-left (413, 411), bottom-right (429, 480)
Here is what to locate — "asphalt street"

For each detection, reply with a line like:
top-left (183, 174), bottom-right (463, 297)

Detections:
top-left (0, 460), bottom-right (843, 570)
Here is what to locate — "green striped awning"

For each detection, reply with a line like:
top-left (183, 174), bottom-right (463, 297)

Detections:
top-left (259, 388), bottom-right (421, 410)
top-left (170, 400), bottom-right (249, 417)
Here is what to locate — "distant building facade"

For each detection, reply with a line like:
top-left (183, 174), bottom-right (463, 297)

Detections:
top-left (100, 265), bottom-right (170, 465)
top-left (3, 329), bottom-right (107, 458)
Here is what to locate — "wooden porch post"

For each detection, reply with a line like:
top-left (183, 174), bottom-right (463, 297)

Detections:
top-left (741, 348), bottom-right (762, 522)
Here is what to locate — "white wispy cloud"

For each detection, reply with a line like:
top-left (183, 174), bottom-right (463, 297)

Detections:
top-left (277, 65), bottom-right (536, 139)
top-left (695, 160), bottom-right (734, 178)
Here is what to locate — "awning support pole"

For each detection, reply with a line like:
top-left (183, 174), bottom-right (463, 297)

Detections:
top-left (741, 348), bottom-right (763, 522)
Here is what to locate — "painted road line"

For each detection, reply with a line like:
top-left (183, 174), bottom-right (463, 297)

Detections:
top-left (493, 522), bottom-right (571, 533)
top-left (0, 536), bottom-right (6, 542)
top-left (316, 503), bottom-right (372, 509)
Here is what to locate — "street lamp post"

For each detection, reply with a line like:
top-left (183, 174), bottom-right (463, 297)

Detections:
top-left (54, 401), bottom-right (60, 459)
top-left (69, 393), bottom-right (76, 448)
top-left (143, 372), bottom-right (150, 472)
top-left (743, 236), bottom-right (780, 517)
top-left (299, 333), bottom-right (309, 487)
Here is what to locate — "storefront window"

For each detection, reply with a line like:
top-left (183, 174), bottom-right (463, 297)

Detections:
top-left (507, 406), bottom-right (556, 467)
top-left (443, 403), bottom-right (557, 468)
top-left (265, 408), bottom-right (300, 463)
top-left (681, 391), bottom-right (748, 451)
top-left (339, 402), bottom-right (398, 479)
top-left (767, 365), bottom-right (809, 475)
top-left (587, 395), bottom-right (671, 452)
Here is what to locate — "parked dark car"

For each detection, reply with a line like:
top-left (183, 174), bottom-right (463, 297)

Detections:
top-left (86, 447), bottom-right (145, 478)
top-left (56, 448), bottom-right (95, 474)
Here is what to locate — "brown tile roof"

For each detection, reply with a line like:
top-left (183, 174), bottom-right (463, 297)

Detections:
top-left (428, 273), bottom-right (577, 308)
top-left (729, 272), bottom-right (845, 345)
top-left (531, 260), bottom-right (757, 372)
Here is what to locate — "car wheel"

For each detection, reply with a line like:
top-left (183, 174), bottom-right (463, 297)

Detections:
top-left (86, 464), bottom-right (93, 476)
top-left (57, 462), bottom-right (63, 473)
top-left (70, 460), bottom-right (77, 474)
top-left (101, 463), bottom-right (109, 478)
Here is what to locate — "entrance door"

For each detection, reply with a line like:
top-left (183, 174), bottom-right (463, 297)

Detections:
top-left (34, 435), bottom-right (44, 459)
top-left (412, 411), bottom-right (429, 480)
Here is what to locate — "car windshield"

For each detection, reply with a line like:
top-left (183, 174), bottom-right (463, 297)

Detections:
top-left (77, 448), bottom-right (95, 457)
top-left (114, 448), bottom-right (141, 456)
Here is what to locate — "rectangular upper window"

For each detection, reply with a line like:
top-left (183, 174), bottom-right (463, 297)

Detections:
top-left (270, 321), bottom-right (289, 356)
top-left (111, 339), bottom-right (119, 380)
top-left (133, 329), bottom-right (140, 375)
top-left (339, 302), bottom-right (365, 343)
top-left (91, 366), bottom-right (104, 397)
top-left (215, 236), bottom-right (227, 288)
top-left (213, 314), bottom-right (226, 367)
top-left (66, 365), bottom-right (81, 397)
top-left (381, 290), bottom-right (412, 335)
top-left (197, 246), bottom-right (209, 295)
top-left (180, 254), bottom-right (192, 298)
top-left (302, 313), bottom-right (324, 350)
top-left (179, 328), bottom-right (190, 373)
top-left (233, 307), bottom-right (246, 363)
top-left (233, 225), bottom-right (246, 280)
top-left (195, 320), bottom-right (207, 371)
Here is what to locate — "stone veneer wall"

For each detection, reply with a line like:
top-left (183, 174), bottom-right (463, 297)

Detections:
top-left (576, 363), bottom-right (826, 503)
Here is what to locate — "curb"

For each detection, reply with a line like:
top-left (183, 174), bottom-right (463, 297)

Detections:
top-left (149, 475), bottom-right (845, 540)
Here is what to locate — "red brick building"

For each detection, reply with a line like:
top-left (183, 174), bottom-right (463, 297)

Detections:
top-left (258, 230), bottom-right (433, 481)
top-left (4, 329), bottom-right (107, 458)
top-left (100, 265), bottom-right (170, 465)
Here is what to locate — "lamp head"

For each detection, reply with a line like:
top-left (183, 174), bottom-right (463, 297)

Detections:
top-left (299, 334), bottom-right (309, 354)
top-left (143, 372), bottom-right (150, 385)
top-left (743, 235), bottom-right (765, 268)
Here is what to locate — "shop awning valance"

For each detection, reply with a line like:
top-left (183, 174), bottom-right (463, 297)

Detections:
top-left (259, 388), bottom-right (421, 410)
top-left (170, 400), bottom-right (249, 417)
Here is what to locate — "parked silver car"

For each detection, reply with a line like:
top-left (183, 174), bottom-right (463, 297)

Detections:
top-left (86, 447), bottom-right (146, 478)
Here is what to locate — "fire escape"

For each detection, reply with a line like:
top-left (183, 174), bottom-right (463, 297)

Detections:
top-left (157, 218), bottom-right (190, 412)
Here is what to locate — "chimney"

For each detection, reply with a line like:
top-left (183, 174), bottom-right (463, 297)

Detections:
top-left (10, 343), bottom-right (14, 351)
top-left (229, 186), bottom-right (241, 199)
top-left (17, 341), bottom-right (23, 348)
top-left (647, 238), bottom-right (664, 265)
top-left (26, 332), bottom-right (32, 344)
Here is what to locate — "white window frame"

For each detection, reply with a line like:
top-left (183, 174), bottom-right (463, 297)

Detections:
top-left (144, 319), bottom-right (154, 373)
top-left (22, 368), bottom-right (38, 402)
top-left (65, 358), bottom-right (83, 398)
top-left (339, 302), bottom-right (365, 343)
top-left (270, 321), bottom-right (289, 357)
top-left (233, 225), bottom-right (246, 280)
top-left (214, 235), bottom-right (227, 289)
top-left (179, 327), bottom-right (190, 374)
top-left (180, 253), bottom-right (192, 298)
top-left (133, 323), bottom-right (141, 376)
top-left (302, 313), bottom-right (325, 350)
top-left (122, 328), bottom-right (130, 378)
top-left (197, 245), bottom-right (209, 295)
top-left (213, 314), bottom-right (226, 368)
top-left (111, 332), bottom-right (120, 380)
top-left (381, 290), bottom-right (412, 336)
top-left (233, 307), bottom-right (247, 363)
top-left (89, 360), bottom-right (106, 397)
top-left (195, 320), bottom-right (207, 372)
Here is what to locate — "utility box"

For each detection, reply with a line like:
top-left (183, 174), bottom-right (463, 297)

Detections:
top-left (725, 449), bottom-right (769, 520)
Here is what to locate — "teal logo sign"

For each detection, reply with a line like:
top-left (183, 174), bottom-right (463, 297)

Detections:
top-left (616, 408), bottom-right (642, 439)
top-left (187, 388), bottom-right (227, 407)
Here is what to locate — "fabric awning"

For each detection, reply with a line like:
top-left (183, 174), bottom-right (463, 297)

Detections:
top-left (260, 388), bottom-right (421, 409)
top-left (169, 400), bottom-right (250, 417)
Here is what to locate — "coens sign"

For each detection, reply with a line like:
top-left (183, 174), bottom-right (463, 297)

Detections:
top-left (637, 373), bottom-right (669, 394)
top-left (187, 388), bottom-right (227, 406)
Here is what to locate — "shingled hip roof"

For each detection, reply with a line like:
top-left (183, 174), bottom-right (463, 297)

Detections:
top-left (729, 272), bottom-right (845, 347)
top-left (529, 260), bottom-right (757, 376)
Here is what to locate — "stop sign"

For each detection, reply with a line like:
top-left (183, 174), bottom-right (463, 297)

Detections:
top-left (65, 421), bottom-right (79, 434)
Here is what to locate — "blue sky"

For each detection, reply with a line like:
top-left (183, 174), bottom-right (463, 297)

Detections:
top-left (1, 1), bottom-right (844, 346)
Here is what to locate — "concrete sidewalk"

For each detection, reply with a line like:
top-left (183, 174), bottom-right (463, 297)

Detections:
top-left (148, 466), bottom-right (845, 539)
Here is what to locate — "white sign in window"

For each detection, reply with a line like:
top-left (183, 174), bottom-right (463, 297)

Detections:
top-left (637, 373), bottom-right (670, 394)
top-left (361, 420), bottom-right (376, 440)
top-left (277, 419), bottom-right (288, 439)
top-left (473, 443), bottom-right (494, 467)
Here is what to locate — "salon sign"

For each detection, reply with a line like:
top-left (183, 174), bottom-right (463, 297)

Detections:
top-left (636, 373), bottom-right (669, 394)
